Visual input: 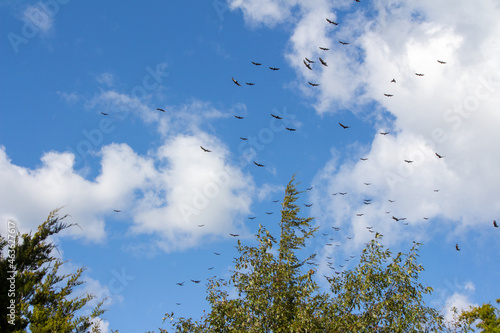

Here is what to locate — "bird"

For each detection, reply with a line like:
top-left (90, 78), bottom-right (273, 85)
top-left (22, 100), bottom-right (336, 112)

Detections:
top-left (248, 216), bottom-right (256, 220)
top-left (100, 112), bottom-right (109, 115)
top-left (286, 127), bottom-right (296, 131)
top-left (208, 267), bottom-right (214, 270)
top-left (339, 192), bottom-right (347, 195)
top-left (319, 57), bottom-right (328, 66)
top-left (254, 161), bottom-right (264, 167)
top-left (306, 187), bottom-right (313, 190)
top-left (156, 108), bottom-right (165, 112)
top-left (326, 18), bottom-right (338, 25)
top-left (240, 137), bottom-right (248, 140)
top-left (392, 216), bottom-right (400, 221)
top-left (404, 160), bottom-right (413, 163)
top-left (234, 115), bottom-right (244, 119)
top-left (360, 158), bottom-right (368, 161)
top-left (384, 94), bottom-right (393, 97)
top-left (271, 114), bottom-right (283, 119)
top-left (200, 146), bottom-right (211, 152)
top-left (435, 153), bottom-right (444, 158)
top-left (339, 122), bottom-right (350, 129)
top-left (455, 244), bottom-right (460, 251)
top-left (229, 233), bottom-right (239, 237)
top-left (415, 73), bottom-right (425, 76)
top-left (191, 280), bottom-right (201, 283)
top-left (265, 212), bottom-right (273, 215)
top-left (269, 67), bottom-right (280, 71)
top-left (388, 200), bottom-right (395, 203)
top-left (319, 47), bottom-right (329, 51)
top-left (303, 60), bottom-right (312, 70)
top-left (437, 60), bottom-right (447, 64)
top-left (308, 82), bottom-right (319, 86)
top-left (339, 41), bottom-right (349, 45)
top-left (494, 220), bottom-right (498, 227)
top-left (214, 252), bottom-right (221, 255)
top-left (252, 61), bottom-right (262, 66)
top-left (423, 217), bottom-right (430, 220)
top-left (198, 224), bottom-right (204, 227)
top-left (113, 210), bottom-right (121, 213)
top-left (246, 82), bottom-right (255, 86)
top-left (232, 77), bottom-right (241, 86)
top-left (305, 57), bottom-right (315, 63)
top-left (380, 131), bottom-right (390, 135)
top-left (356, 214), bottom-right (364, 216)
top-left (176, 282), bottom-right (184, 286)
top-left (364, 182), bottom-right (371, 185)
top-left (304, 204), bottom-right (313, 207)
top-left (434, 189), bottom-right (440, 192)
top-left (391, 78), bottom-right (396, 83)
top-left (272, 200), bottom-right (279, 202)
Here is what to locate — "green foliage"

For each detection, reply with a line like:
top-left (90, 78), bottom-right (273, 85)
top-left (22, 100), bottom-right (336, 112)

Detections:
top-left (161, 176), bottom-right (447, 332)
top-left (456, 299), bottom-right (500, 332)
top-left (0, 209), bottom-right (106, 333)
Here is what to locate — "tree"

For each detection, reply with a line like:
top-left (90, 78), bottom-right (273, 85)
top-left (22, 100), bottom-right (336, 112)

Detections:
top-left (161, 176), bottom-right (446, 332)
top-left (0, 209), bottom-right (106, 332)
top-left (456, 299), bottom-right (500, 332)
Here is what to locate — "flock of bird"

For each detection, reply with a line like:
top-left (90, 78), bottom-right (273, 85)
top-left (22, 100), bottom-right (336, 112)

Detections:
top-left (100, 12), bottom-right (498, 309)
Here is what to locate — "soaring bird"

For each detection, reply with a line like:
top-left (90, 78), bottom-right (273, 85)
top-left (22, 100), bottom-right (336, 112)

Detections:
top-left (306, 187), bottom-right (313, 190)
top-left (191, 280), bottom-right (201, 283)
top-left (384, 94), bottom-right (393, 97)
top-left (176, 282), bottom-right (184, 286)
top-left (198, 224), bottom-right (204, 227)
top-left (308, 82), bottom-right (319, 86)
top-left (304, 204), bottom-right (313, 207)
top-left (214, 252), bottom-right (221, 255)
top-left (364, 182), bottom-right (371, 185)
top-left (404, 160), bottom-right (413, 163)
top-left (339, 122), bottom-right (349, 129)
top-left (319, 57), bottom-right (328, 66)
top-left (252, 61), bottom-right (262, 66)
top-left (240, 137), bottom-right (248, 140)
top-left (269, 67), bottom-right (280, 71)
top-left (319, 47), bottom-right (329, 51)
top-left (392, 216), bottom-right (400, 221)
top-left (339, 41), bottom-right (349, 45)
top-left (415, 73), bottom-right (425, 76)
top-left (100, 112), bottom-right (109, 115)
top-left (339, 192), bottom-right (347, 195)
top-left (356, 214), bottom-right (364, 216)
top-left (380, 131), bottom-right (390, 135)
top-left (494, 220), bottom-right (498, 227)
top-left (437, 60), bottom-right (447, 64)
top-left (113, 210), bottom-right (121, 212)
top-left (360, 158), bottom-right (368, 161)
top-left (286, 127), bottom-right (296, 131)
top-left (271, 114), bottom-right (283, 119)
top-left (265, 212), bottom-right (274, 215)
top-left (435, 153), bottom-right (444, 158)
top-left (305, 57), bottom-right (315, 63)
top-left (248, 216), bottom-right (256, 219)
top-left (303, 60), bottom-right (312, 70)
top-left (156, 108), bottom-right (165, 112)
top-left (388, 199), bottom-right (395, 203)
top-left (326, 18), bottom-right (338, 25)
top-left (232, 77), bottom-right (241, 86)
top-left (234, 115), bottom-right (244, 119)
top-left (455, 244), bottom-right (460, 251)
top-left (200, 146), bottom-right (211, 152)
top-left (229, 233), bottom-right (239, 237)
top-left (246, 82), bottom-right (255, 86)
top-left (272, 200), bottom-right (279, 202)
top-left (391, 78), bottom-right (396, 83)
top-left (423, 217), bottom-right (430, 220)
top-left (254, 161), bottom-right (264, 167)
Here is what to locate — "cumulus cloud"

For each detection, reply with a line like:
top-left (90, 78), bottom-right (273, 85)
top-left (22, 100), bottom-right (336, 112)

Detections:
top-left (229, 0), bottom-right (500, 244)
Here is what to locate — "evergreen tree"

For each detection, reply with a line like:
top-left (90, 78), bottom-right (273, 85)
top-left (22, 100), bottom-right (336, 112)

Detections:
top-left (0, 209), bottom-right (106, 332)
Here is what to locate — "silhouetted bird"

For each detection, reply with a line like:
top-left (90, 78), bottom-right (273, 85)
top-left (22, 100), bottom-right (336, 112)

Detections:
top-left (435, 153), bottom-right (444, 158)
top-left (252, 61), bottom-right (262, 66)
top-left (271, 114), bottom-right (283, 119)
top-left (339, 122), bottom-right (349, 129)
top-left (308, 82), bottom-right (319, 86)
top-left (200, 146), bottom-right (211, 152)
top-left (384, 94), bottom-right (393, 97)
top-left (254, 161), bottom-right (264, 167)
top-left (494, 220), bottom-right (498, 227)
top-left (269, 67), bottom-right (280, 71)
top-left (156, 108), bottom-right (165, 112)
top-left (326, 18), bottom-right (338, 25)
top-left (455, 244), bottom-right (460, 251)
top-left (437, 60), bottom-right (447, 64)
top-left (232, 77), bottom-right (241, 86)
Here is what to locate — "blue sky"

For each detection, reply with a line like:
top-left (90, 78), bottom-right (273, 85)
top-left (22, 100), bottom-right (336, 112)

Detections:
top-left (1, 0), bottom-right (500, 331)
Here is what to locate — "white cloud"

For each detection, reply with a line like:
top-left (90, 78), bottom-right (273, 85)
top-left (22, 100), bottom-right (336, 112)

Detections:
top-left (229, 0), bottom-right (500, 244)
top-left (442, 292), bottom-right (476, 324)
top-left (95, 73), bottom-right (115, 87)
